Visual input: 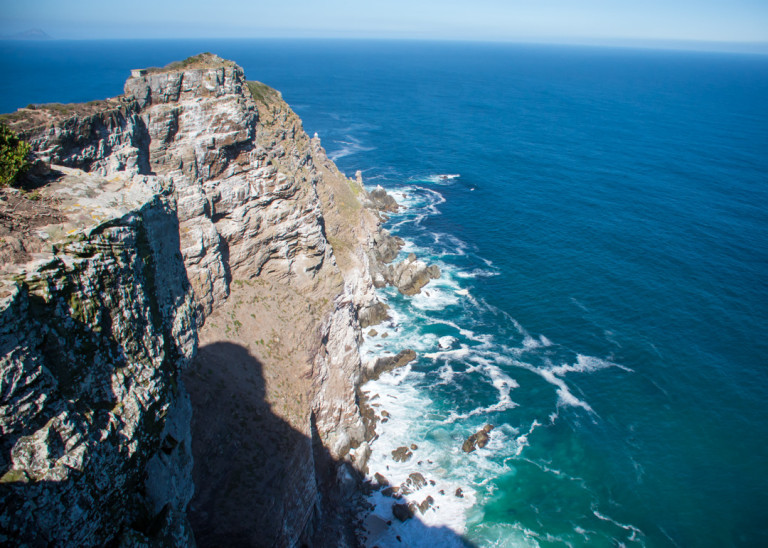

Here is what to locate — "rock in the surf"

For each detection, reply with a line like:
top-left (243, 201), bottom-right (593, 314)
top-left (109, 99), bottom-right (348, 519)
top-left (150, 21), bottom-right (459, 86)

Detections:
top-left (391, 446), bottom-right (413, 462)
top-left (418, 496), bottom-right (435, 514)
top-left (462, 424), bottom-right (495, 453)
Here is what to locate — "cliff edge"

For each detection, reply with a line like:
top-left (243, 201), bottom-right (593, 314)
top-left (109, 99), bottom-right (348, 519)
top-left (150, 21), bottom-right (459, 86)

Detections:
top-left (0, 53), bottom-right (431, 546)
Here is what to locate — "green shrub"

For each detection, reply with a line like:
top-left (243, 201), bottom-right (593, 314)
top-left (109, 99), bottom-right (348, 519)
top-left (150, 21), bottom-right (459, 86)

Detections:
top-left (0, 124), bottom-right (31, 187)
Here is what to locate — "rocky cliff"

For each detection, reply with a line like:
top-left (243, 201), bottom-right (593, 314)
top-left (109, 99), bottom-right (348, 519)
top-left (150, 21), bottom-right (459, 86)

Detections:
top-left (0, 53), bottom-right (429, 546)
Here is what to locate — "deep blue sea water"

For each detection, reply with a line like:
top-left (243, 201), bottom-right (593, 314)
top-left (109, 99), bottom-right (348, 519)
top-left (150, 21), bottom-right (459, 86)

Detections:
top-left (2, 39), bottom-right (767, 547)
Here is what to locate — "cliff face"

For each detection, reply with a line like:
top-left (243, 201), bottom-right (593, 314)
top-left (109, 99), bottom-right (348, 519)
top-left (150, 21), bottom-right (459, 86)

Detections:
top-left (0, 53), bottom-right (394, 545)
top-left (0, 173), bottom-right (198, 545)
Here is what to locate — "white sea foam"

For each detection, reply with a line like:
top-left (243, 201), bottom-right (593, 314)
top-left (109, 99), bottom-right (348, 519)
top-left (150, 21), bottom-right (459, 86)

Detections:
top-left (328, 135), bottom-right (375, 160)
top-left (428, 232), bottom-right (471, 256)
top-left (512, 420), bottom-right (542, 457)
top-left (411, 284), bottom-right (460, 311)
top-left (538, 367), bottom-right (594, 413)
top-left (386, 186), bottom-right (447, 228)
top-left (456, 268), bottom-right (500, 278)
top-left (438, 336), bottom-right (457, 349)
top-left (362, 375), bottom-right (478, 546)
top-left (549, 354), bottom-right (632, 377)
top-left (592, 507), bottom-right (645, 544)
top-left (444, 361), bottom-right (519, 423)
top-left (424, 344), bottom-right (471, 362)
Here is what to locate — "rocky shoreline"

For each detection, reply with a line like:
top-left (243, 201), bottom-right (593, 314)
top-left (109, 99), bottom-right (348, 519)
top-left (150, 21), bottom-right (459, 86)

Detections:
top-left (0, 53), bottom-right (442, 546)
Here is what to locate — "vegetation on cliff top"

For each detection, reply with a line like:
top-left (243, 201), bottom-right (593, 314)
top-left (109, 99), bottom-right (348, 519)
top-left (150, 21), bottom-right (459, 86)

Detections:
top-left (0, 98), bottom-right (133, 136)
top-left (146, 52), bottom-right (235, 74)
top-left (247, 81), bottom-right (280, 105)
top-left (0, 124), bottom-right (30, 187)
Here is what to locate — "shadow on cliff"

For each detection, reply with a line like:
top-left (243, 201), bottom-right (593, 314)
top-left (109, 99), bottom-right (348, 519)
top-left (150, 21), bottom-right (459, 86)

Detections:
top-left (183, 341), bottom-right (477, 548)
top-left (0, 201), bottom-right (197, 544)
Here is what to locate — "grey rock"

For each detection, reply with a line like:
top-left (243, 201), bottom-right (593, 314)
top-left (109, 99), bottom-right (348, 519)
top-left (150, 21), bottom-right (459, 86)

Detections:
top-left (367, 186), bottom-right (399, 212)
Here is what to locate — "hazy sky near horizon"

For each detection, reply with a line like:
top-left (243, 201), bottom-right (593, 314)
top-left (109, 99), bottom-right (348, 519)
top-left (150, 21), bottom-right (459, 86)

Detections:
top-left (2, 0), bottom-right (768, 44)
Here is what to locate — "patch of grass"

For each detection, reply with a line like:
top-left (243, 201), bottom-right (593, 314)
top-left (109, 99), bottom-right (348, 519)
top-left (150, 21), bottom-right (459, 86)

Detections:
top-left (247, 81), bottom-right (279, 105)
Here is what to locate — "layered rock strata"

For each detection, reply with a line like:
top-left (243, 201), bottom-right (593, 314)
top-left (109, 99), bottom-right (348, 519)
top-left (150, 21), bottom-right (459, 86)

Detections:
top-left (0, 53), bottom-right (437, 545)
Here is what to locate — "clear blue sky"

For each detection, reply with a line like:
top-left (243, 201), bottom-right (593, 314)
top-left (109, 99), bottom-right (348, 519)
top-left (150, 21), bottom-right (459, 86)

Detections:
top-left (2, 0), bottom-right (768, 45)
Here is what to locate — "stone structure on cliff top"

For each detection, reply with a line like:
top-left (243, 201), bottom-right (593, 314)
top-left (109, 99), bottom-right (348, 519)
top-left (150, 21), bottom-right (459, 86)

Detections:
top-left (0, 53), bottom-right (438, 545)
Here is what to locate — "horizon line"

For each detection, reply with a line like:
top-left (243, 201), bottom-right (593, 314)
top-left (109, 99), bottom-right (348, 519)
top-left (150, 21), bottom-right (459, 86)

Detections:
top-left (2, 34), bottom-right (768, 55)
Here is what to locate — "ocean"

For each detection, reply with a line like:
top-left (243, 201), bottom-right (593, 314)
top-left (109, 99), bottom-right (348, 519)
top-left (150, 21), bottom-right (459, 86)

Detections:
top-left (2, 39), bottom-right (767, 547)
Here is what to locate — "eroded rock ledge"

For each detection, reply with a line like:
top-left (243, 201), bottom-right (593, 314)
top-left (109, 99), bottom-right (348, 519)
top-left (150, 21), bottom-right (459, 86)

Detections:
top-left (0, 53), bottom-right (436, 546)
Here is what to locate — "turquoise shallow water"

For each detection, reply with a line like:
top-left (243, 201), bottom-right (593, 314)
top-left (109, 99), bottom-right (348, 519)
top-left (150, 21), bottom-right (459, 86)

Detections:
top-left (2, 39), bottom-right (767, 546)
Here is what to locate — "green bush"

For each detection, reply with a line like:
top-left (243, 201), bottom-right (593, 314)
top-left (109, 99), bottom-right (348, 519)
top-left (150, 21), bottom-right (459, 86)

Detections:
top-left (0, 124), bottom-right (31, 187)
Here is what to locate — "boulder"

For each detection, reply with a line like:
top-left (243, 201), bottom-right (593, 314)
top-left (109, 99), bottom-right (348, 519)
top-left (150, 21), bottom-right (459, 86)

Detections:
top-left (371, 230), bottom-right (404, 264)
top-left (399, 472), bottom-right (427, 495)
top-left (386, 254), bottom-right (441, 296)
top-left (364, 349), bottom-right (417, 382)
top-left (381, 486), bottom-right (400, 498)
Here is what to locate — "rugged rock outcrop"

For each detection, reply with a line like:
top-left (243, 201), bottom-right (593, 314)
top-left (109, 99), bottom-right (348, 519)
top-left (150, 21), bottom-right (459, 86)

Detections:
top-left (366, 185), bottom-right (400, 213)
top-left (0, 53), bottom-right (418, 546)
top-left (462, 424), bottom-right (495, 453)
top-left (379, 252), bottom-right (441, 296)
top-left (364, 349), bottom-right (418, 382)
